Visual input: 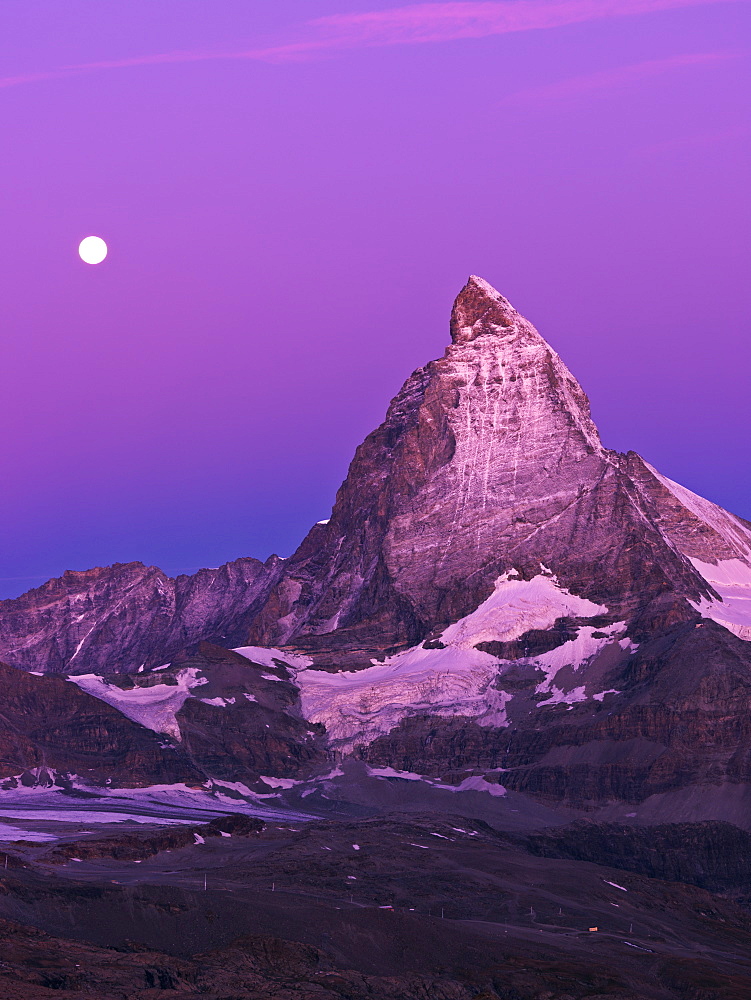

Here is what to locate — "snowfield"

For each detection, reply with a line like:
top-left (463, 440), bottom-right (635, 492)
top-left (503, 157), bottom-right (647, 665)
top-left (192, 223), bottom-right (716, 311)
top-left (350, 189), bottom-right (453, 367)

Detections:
top-left (689, 557), bottom-right (751, 641)
top-left (295, 572), bottom-right (627, 748)
top-left (68, 669), bottom-right (208, 740)
top-left (646, 463), bottom-right (751, 641)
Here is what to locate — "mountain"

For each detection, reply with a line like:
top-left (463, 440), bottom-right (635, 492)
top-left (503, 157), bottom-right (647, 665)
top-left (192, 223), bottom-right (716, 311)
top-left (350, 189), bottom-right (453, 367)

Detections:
top-left (0, 643), bottom-right (326, 791)
top-left (0, 556), bottom-right (283, 674)
top-left (4, 276), bottom-right (749, 678)
top-left (249, 275), bottom-right (750, 655)
top-left (0, 276), bottom-right (749, 824)
top-left (1, 276), bottom-right (751, 998)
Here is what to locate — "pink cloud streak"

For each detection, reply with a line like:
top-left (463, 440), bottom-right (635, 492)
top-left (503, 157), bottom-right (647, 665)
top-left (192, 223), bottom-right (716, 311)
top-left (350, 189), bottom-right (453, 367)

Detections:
top-left (499, 50), bottom-right (742, 105)
top-left (0, 0), bottom-right (744, 90)
top-left (312, 0), bottom-right (744, 46)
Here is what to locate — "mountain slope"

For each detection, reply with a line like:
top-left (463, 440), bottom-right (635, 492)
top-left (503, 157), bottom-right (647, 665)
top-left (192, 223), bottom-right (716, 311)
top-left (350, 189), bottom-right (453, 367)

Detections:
top-left (2, 276), bottom-right (749, 676)
top-left (0, 556), bottom-right (283, 675)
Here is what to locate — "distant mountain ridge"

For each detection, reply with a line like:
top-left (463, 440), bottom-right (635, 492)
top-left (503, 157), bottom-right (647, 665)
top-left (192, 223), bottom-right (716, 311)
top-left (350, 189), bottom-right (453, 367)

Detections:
top-left (0, 556), bottom-right (283, 675)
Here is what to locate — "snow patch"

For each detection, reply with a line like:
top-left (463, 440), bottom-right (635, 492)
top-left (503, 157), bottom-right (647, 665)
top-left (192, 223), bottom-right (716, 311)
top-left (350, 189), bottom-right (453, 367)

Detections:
top-left (440, 572), bottom-right (606, 648)
top-left (0, 780), bottom-right (316, 826)
top-left (593, 688), bottom-right (621, 702)
top-left (232, 646), bottom-right (313, 670)
top-left (689, 557), bottom-right (751, 641)
top-left (296, 575), bottom-right (612, 747)
top-left (68, 669), bottom-right (208, 741)
top-left (366, 766), bottom-right (426, 781)
top-left (314, 766), bottom-right (344, 782)
top-left (447, 775), bottom-right (506, 797)
top-left (364, 765), bottom-right (506, 798)
top-left (604, 880), bottom-right (628, 892)
top-left (0, 822), bottom-right (58, 843)
top-left (260, 776), bottom-right (302, 789)
top-left (534, 623), bottom-right (633, 706)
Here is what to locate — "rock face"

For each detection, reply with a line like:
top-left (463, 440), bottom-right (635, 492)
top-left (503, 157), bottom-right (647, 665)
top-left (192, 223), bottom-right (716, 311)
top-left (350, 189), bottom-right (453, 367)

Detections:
top-left (3, 277), bottom-right (750, 677)
top-left (0, 660), bottom-right (201, 788)
top-left (0, 644), bottom-right (327, 788)
top-left (0, 556), bottom-right (283, 675)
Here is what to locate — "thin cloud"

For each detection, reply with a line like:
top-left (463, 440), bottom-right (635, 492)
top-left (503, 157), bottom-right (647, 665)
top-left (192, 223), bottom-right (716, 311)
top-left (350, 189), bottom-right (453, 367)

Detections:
top-left (0, 69), bottom-right (77, 90)
top-left (499, 51), bottom-right (742, 105)
top-left (312, 0), bottom-right (743, 46)
top-left (638, 121), bottom-right (750, 153)
top-left (0, 0), bottom-right (745, 90)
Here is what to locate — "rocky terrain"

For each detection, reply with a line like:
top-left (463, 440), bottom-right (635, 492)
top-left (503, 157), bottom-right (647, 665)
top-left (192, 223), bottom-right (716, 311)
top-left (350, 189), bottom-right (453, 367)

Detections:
top-left (5, 277), bottom-right (750, 681)
top-left (0, 558), bottom-right (283, 675)
top-left (0, 276), bottom-right (749, 995)
top-left (0, 642), bottom-right (327, 790)
top-left (0, 813), bottom-right (749, 999)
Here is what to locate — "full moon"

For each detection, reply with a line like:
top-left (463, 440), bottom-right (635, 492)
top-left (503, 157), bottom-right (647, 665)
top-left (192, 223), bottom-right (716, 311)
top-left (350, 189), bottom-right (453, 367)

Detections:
top-left (78, 236), bottom-right (108, 264)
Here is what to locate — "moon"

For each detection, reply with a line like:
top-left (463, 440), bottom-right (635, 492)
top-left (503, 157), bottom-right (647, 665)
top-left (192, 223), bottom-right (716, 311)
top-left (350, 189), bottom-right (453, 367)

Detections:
top-left (78, 236), bottom-right (108, 265)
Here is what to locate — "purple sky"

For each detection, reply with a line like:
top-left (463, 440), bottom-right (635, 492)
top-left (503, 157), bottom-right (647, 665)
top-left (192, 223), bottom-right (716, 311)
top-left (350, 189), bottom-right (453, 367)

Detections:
top-left (1, 0), bottom-right (749, 598)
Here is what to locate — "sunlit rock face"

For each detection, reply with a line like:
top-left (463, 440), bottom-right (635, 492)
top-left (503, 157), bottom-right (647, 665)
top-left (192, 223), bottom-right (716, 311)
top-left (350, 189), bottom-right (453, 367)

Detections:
top-left (0, 557), bottom-right (283, 675)
top-left (248, 276), bottom-right (751, 654)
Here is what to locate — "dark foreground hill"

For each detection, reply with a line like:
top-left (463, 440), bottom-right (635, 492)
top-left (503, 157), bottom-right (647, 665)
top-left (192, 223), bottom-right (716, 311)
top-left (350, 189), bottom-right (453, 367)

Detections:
top-left (0, 811), bottom-right (750, 999)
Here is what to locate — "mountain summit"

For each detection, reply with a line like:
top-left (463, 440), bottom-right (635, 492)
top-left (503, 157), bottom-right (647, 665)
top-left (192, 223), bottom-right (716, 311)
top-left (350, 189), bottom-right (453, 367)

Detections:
top-left (247, 276), bottom-right (751, 658)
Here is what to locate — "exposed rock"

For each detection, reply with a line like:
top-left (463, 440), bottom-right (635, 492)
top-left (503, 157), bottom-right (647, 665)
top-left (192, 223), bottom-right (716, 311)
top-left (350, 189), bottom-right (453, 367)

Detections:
top-left (358, 620), bottom-right (751, 812)
top-left (0, 644), bottom-right (329, 788)
top-left (4, 277), bottom-right (751, 679)
top-left (1, 275), bottom-right (750, 817)
top-left (46, 813), bottom-right (264, 863)
top-left (0, 556), bottom-right (283, 675)
top-left (0, 660), bottom-right (201, 787)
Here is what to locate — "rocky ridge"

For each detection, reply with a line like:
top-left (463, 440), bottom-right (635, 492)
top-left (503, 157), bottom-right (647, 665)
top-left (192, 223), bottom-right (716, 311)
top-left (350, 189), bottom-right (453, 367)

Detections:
top-left (251, 277), bottom-right (751, 656)
top-left (0, 556), bottom-right (283, 675)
